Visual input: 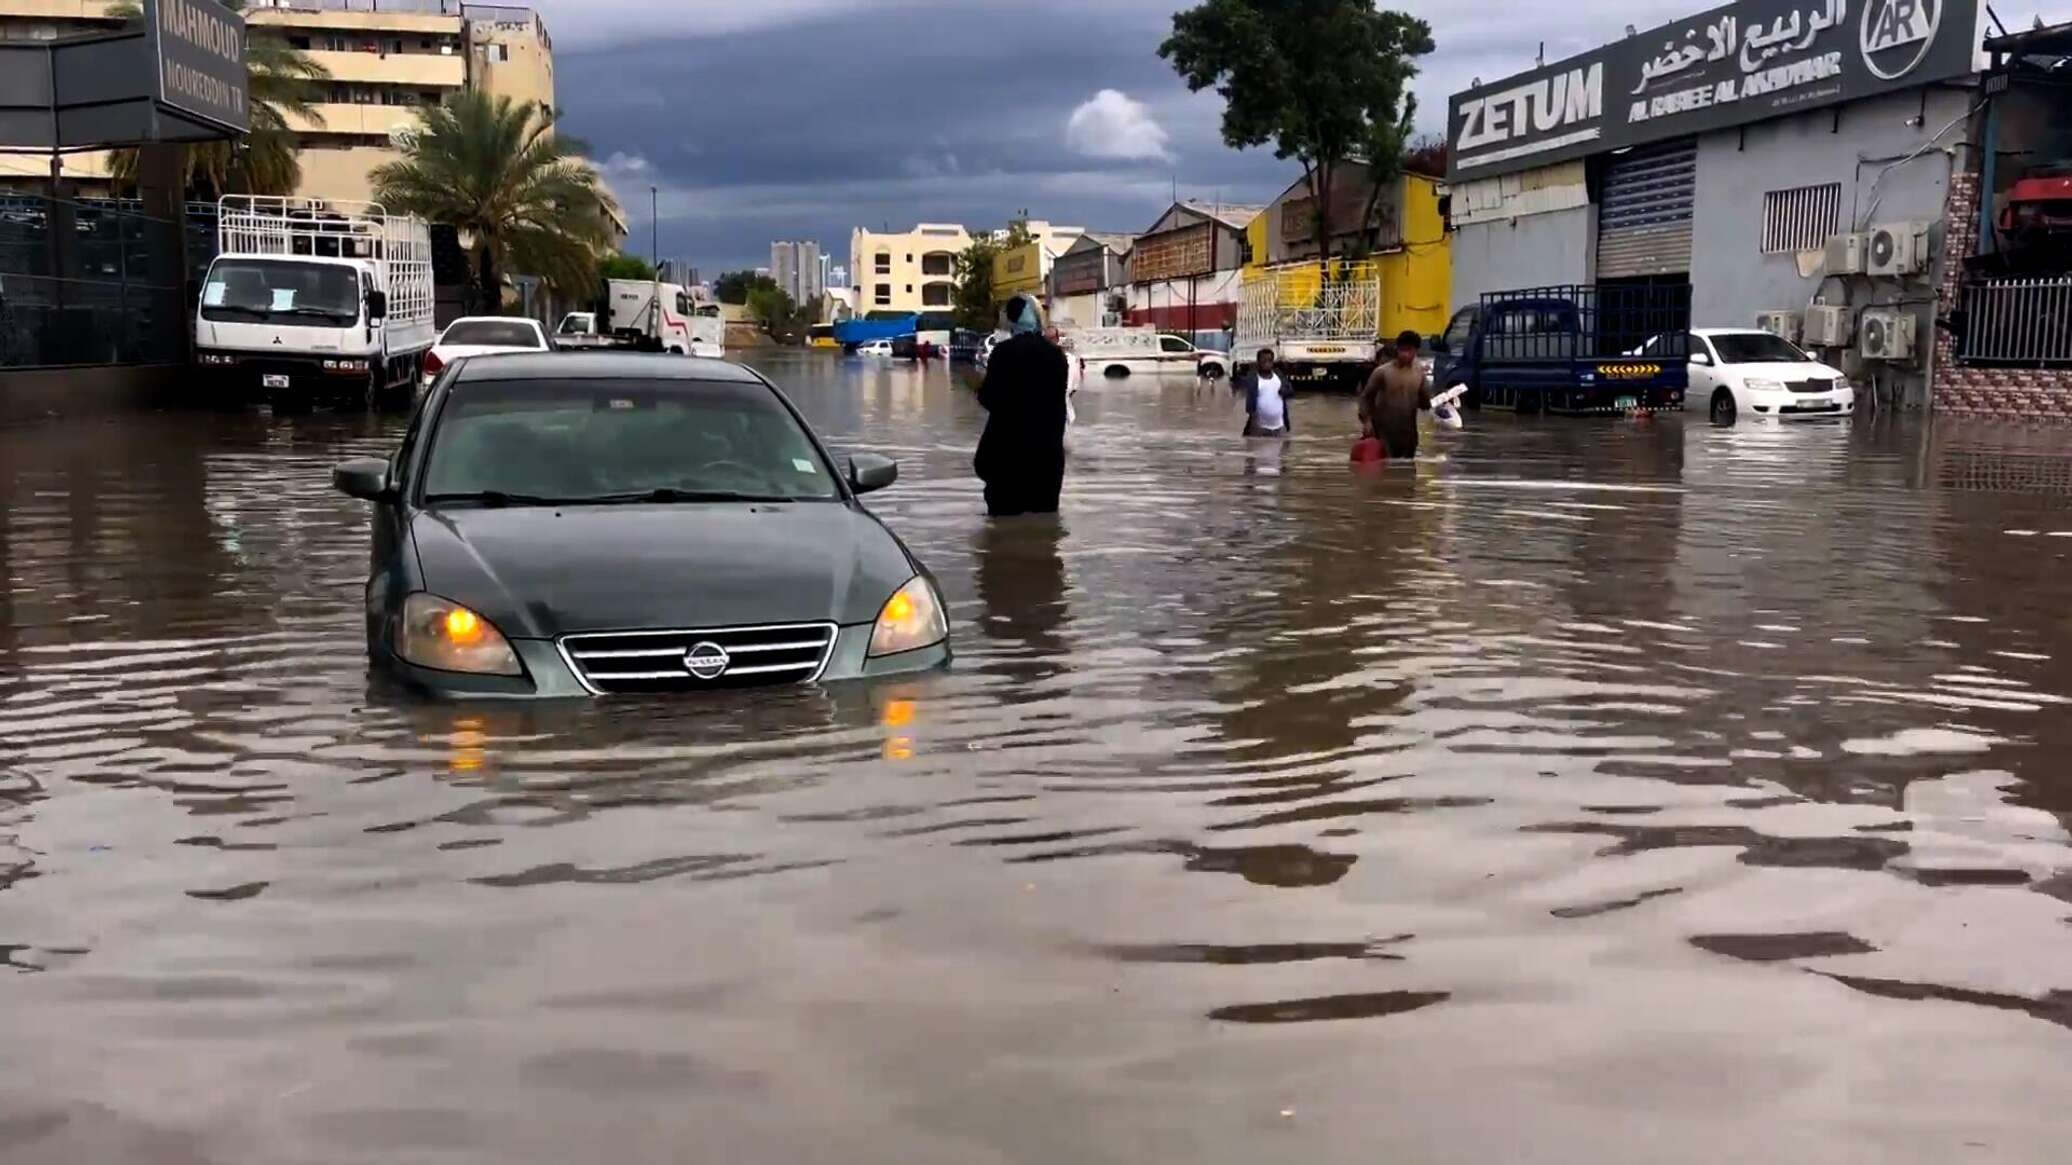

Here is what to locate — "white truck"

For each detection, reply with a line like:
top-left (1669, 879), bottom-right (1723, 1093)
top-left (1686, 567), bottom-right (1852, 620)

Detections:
top-left (194, 196), bottom-right (435, 411)
top-left (603, 279), bottom-right (724, 357)
top-left (1058, 325), bottom-right (1208, 378)
top-left (1208, 262), bottom-right (1383, 389)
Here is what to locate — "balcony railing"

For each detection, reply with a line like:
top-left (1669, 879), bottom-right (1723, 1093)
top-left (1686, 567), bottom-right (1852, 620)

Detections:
top-left (1958, 276), bottom-right (2072, 367)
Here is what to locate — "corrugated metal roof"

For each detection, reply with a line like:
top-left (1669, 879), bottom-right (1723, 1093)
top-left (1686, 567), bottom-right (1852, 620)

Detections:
top-left (1180, 201), bottom-right (1267, 229)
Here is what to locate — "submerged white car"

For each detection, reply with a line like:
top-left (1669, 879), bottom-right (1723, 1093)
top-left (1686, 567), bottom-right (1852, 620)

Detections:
top-left (423, 316), bottom-right (550, 386)
top-left (1665, 328), bottom-right (1856, 424)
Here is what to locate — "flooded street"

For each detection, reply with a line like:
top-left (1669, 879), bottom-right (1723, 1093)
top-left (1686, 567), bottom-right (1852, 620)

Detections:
top-left (5, 352), bottom-right (2072, 1162)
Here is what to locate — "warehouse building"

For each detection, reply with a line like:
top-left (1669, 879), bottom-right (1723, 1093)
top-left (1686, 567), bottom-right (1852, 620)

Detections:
top-left (1446, 0), bottom-right (1996, 412)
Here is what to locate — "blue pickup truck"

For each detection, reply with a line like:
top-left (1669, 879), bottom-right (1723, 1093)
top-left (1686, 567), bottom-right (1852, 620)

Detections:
top-left (1431, 283), bottom-right (1692, 414)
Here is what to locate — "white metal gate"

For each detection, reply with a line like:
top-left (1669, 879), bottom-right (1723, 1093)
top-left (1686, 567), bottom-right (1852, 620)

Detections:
top-left (1597, 139), bottom-right (1696, 279)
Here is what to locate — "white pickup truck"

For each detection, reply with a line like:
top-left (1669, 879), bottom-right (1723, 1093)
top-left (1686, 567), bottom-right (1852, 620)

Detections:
top-left (193, 196), bottom-right (435, 411)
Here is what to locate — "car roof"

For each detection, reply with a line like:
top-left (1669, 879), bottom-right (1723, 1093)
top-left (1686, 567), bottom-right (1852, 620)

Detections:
top-left (454, 352), bottom-right (763, 382)
top-left (447, 316), bottom-right (539, 327)
top-left (1692, 327), bottom-right (1783, 337)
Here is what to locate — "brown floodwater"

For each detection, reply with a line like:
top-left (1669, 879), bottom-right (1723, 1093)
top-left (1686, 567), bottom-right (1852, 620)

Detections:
top-left (3, 352), bottom-right (2071, 1163)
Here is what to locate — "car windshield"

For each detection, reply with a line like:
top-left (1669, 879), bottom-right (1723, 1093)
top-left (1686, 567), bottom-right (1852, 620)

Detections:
top-left (556, 315), bottom-right (591, 334)
top-left (1710, 332), bottom-right (1808, 364)
top-left (419, 377), bottom-right (841, 504)
top-left (199, 259), bottom-right (359, 325)
top-left (443, 320), bottom-right (541, 347)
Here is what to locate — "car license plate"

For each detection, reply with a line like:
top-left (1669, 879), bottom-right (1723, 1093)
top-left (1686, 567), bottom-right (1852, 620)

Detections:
top-left (1615, 395), bottom-right (1638, 410)
top-left (262, 373), bottom-right (290, 388)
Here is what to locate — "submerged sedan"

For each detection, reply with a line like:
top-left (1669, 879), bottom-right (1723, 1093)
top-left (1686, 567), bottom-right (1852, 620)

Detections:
top-left (331, 352), bottom-right (949, 697)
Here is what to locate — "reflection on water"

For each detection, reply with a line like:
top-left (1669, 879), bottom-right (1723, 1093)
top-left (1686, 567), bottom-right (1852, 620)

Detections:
top-left (3, 353), bottom-right (2071, 1161)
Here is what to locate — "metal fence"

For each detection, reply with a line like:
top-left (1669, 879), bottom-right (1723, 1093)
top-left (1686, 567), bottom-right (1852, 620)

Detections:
top-left (1957, 276), bottom-right (2072, 367)
top-left (0, 195), bottom-right (186, 369)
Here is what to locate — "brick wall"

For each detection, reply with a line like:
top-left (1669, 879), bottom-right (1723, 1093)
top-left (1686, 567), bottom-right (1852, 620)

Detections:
top-left (1934, 169), bottom-right (2072, 420)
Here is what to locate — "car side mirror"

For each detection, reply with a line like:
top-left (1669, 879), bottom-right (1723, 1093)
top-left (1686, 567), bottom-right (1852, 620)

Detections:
top-left (1690, 352), bottom-right (1713, 367)
top-left (848, 453), bottom-right (899, 495)
top-left (365, 290), bottom-right (388, 321)
top-left (333, 458), bottom-right (394, 502)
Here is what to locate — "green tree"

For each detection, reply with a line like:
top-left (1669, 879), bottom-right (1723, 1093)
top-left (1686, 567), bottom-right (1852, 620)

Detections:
top-left (714, 269), bottom-right (777, 305)
top-left (746, 285), bottom-right (813, 342)
top-left (109, 0), bottom-right (329, 197)
top-left (598, 252), bottom-right (656, 280)
top-left (951, 221), bottom-right (1035, 331)
top-left (1161, 0), bottom-right (1433, 262)
top-left (371, 91), bottom-right (621, 307)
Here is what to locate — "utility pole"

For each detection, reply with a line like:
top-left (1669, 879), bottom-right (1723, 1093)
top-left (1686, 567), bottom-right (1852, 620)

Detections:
top-left (650, 185), bottom-right (659, 268)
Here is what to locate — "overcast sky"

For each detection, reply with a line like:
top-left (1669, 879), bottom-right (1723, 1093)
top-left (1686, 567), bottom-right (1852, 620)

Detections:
top-left (534, 1), bottom-right (1702, 274)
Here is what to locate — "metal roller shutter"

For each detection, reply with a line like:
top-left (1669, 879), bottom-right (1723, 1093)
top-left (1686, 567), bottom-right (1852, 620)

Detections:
top-left (1597, 139), bottom-right (1696, 279)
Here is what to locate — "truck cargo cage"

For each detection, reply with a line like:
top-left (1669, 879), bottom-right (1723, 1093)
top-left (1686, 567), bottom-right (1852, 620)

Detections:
top-left (1476, 283), bottom-right (1691, 364)
top-left (1235, 262), bottom-right (1383, 349)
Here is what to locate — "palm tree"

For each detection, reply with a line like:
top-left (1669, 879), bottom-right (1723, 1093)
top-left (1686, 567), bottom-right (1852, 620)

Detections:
top-left (108, 0), bottom-right (328, 197)
top-left (370, 91), bottom-right (620, 308)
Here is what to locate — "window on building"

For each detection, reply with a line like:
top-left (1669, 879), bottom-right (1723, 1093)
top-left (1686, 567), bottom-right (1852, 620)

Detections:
top-left (921, 283), bottom-right (952, 307)
top-left (1760, 182), bottom-right (1842, 255)
top-left (920, 252), bottom-right (953, 276)
top-left (906, 284), bottom-right (913, 294)
top-left (489, 44), bottom-right (510, 63)
top-left (289, 36), bottom-right (311, 49)
top-left (387, 38), bottom-right (403, 54)
top-left (873, 251), bottom-right (891, 274)
top-left (873, 283), bottom-right (892, 306)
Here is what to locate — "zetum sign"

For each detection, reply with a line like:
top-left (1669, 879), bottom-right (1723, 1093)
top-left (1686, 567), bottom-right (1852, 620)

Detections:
top-left (150, 0), bottom-right (248, 134)
top-left (1448, 0), bottom-right (1976, 180)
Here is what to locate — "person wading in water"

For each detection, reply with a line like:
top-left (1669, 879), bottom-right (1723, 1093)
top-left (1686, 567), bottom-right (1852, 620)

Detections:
top-left (974, 295), bottom-right (1068, 516)
top-left (1235, 348), bottom-right (1292, 437)
top-left (1358, 329), bottom-right (1433, 459)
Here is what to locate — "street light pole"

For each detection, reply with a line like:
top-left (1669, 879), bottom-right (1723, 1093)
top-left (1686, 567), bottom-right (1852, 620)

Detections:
top-left (650, 185), bottom-right (659, 272)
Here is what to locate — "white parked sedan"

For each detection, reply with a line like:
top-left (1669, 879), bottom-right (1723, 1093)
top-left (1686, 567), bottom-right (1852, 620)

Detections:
top-left (423, 316), bottom-right (551, 386)
top-left (1662, 328), bottom-right (1856, 424)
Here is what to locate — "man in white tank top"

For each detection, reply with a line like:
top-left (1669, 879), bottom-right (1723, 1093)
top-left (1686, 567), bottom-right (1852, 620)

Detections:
top-left (1240, 348), bottom-right (1291, 436)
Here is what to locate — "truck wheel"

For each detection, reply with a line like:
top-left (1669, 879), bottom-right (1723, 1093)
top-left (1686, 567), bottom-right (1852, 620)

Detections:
top-left (374, 367), bottom-right (415, 412)
top-left (270, 391), bottom-right (311, 417)
top-left (1104, 364), bottom-right (1130, 379)
top-left (1710, 389), bottom-right (1738, 425)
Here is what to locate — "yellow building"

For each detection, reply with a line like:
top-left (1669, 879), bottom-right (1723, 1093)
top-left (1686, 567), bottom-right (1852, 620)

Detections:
top-left (1249, 164), bottom-right (1450, 340)
top-left (851, 223), bottom-right (971, 315)
top-left (990, 240), bottom-right (1044, 303)
top-left (246, 3), bottom-right (470, 203)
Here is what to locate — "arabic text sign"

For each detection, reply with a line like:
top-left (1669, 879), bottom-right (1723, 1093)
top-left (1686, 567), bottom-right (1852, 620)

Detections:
top-left (151, 0), bottom-right (248, 133)
top-left (1448, 0), bottom-right (1976, 180)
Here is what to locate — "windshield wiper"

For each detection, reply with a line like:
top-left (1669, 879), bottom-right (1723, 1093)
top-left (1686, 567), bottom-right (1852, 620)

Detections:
top-left (277, 305), bottom-right (357, 322)
top-left (422, 490), bottom-right (569, 507)
top-left (573, 487), bottom-right (795, 504)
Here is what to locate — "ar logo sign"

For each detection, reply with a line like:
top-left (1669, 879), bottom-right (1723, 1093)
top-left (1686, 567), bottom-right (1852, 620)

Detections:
top-left (1860, 0), bottom-right (1943, 81)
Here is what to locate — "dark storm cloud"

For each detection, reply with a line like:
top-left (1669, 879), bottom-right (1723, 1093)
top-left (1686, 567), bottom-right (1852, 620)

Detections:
top-left (543, 0), bottom-right (1691, 271)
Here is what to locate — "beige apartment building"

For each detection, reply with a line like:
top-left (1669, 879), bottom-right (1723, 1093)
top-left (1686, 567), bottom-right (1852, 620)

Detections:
top-left (851, 223), bottom-right (972, 315)
top-left (0, 1), bottom-right (596, 214)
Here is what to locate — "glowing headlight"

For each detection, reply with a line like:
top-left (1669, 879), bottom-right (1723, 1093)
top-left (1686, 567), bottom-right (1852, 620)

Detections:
top-left (1744, 377), bottom-right (1785, 394)
top-left (395, 593), bottom-right (521, 675)
top-left (868, 576), bottom-right (947, 657)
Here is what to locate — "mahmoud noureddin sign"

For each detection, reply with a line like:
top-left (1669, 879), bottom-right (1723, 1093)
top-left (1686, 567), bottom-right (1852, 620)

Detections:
top-left (150, 0), bottom-right (249, 134)
top-left (1446, 0), bottom-right (1977, 181)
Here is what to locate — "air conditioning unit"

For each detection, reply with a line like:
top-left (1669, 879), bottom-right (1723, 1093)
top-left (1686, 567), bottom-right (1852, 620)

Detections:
top-left (1859, 308), bottom-right (1917, 360)
top-left (1824, 233), bottom-right (1867, 276)
top-left (1754, 310), bottom-right (1802, 343)
top-left (1866, 221), bottom-right (1931, 277)
top-left (1803, 304), bottom-right (1854, 347)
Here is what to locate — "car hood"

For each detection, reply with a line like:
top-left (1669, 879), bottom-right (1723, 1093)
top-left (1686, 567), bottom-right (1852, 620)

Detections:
top-left (1725, 361), bottom-right (1846, 383)
top-left (409, 502), bottom-right (918, 638)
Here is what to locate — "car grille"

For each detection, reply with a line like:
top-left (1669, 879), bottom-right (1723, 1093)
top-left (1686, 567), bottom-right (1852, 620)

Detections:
top-left (1788, 378), bottom-right (1837, 394)
top-left (558, 622), bottom-right (837, 694)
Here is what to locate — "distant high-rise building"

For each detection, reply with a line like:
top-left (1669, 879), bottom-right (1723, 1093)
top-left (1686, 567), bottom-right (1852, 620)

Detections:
top-left (769, 241), bottom-right (825, 305)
